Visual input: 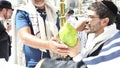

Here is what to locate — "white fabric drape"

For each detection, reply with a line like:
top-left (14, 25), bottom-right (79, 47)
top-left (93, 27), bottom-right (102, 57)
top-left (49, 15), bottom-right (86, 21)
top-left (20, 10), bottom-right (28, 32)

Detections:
top-left (11, 0), bottom-right (59, 66)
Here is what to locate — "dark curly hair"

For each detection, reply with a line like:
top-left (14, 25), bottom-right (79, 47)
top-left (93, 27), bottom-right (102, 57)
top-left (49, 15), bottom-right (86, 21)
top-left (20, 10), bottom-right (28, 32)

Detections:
top-left (88, 1), bottom-right (118, 26)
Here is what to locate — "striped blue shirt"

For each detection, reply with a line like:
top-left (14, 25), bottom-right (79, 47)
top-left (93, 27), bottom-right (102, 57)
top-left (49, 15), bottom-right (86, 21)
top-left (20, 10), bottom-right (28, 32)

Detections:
top-left (83, 31), bottom-right (120, 68)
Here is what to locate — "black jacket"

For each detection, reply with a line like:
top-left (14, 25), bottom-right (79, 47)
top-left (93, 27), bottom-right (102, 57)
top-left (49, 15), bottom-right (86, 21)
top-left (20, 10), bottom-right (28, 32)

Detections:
top-left (0, 21), bottom-right (11, 61)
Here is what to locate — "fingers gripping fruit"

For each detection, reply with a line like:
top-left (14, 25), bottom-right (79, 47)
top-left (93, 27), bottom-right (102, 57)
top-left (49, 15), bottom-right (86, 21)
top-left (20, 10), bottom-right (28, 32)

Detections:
top-left (59, 23), bottom-right (78, 47)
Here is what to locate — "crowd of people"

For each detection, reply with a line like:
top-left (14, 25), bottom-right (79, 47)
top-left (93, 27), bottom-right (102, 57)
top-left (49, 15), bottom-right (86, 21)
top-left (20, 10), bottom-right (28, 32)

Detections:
top-left (0, 0), bottom-right (120, 68)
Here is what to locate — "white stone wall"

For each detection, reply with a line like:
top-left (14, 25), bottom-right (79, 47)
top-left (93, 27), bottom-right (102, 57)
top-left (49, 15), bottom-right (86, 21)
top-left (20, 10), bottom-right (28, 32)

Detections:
top-left (112, 0), bottom-right (120, 11)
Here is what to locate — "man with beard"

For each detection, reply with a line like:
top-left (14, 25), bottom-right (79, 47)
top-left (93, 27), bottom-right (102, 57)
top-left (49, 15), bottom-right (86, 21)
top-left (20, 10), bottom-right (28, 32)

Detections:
top-left (0, 0), bottom-right (13, 61)
top-left (35, 1), bottom-right (120, 68)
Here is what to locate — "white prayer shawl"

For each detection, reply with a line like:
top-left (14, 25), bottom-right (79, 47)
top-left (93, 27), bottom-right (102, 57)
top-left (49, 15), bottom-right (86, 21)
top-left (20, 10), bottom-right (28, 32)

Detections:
top-left (19, 0), bottom-right (58, 41)
top-left (83, 32), bottom-right (120, 68)
top-left (11, 1), bottom-right (59, 65)
top-left (73, 23), bottom-right (118, 62)
top-left (83, 23), bottom-right (118, 58)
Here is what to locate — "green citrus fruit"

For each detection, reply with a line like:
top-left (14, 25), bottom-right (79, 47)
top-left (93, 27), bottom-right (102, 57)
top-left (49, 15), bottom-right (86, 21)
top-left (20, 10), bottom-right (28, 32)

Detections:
top-left (59, 22), bottom-right (78, 47)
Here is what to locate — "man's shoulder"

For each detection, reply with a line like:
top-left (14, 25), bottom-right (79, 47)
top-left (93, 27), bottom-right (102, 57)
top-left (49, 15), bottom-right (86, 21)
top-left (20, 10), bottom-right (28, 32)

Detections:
top-left (16, 10), bottom-right (29, 16)
top-left (110, 31), bottom-right (120, 40)
top-left (104, 31), bottom-right (120, 45)
top-left (16, 10), bottom-right (30, 21)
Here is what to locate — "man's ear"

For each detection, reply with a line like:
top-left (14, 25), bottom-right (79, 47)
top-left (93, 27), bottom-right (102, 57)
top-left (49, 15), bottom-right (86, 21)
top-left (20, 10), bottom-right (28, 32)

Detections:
top-left (101, 17), bottom-right (109, 26)
top-left (2, 8), bottom-right (7, 14)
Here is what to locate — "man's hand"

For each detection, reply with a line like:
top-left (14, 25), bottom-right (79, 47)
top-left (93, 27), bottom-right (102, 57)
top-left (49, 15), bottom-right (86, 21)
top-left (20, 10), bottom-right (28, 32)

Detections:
top-left (48, 37), bottom-right (69, 56)
top-left (68, 39), bottom-right (80, 57)
top-left (75, 18), bottom-right (88, 31)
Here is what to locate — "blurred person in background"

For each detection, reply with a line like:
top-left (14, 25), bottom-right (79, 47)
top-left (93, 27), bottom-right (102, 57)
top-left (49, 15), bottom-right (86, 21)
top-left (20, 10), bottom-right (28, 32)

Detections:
top-left (0, 0), bottom-right (13, 61)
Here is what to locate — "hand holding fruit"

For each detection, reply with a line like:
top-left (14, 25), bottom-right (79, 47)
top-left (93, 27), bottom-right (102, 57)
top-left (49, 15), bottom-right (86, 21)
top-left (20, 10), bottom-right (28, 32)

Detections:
top-left (68, 39), bottom-right (80, 57)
